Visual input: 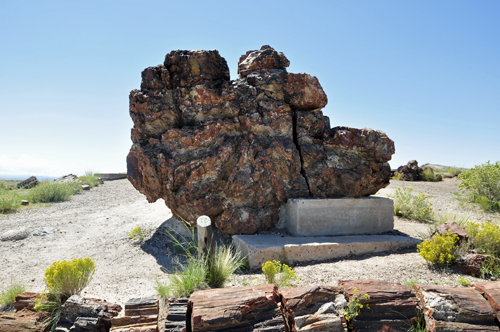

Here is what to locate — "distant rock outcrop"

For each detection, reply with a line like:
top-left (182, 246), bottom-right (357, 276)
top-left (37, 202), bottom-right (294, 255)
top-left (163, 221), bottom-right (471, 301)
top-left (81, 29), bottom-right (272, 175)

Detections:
top-left (127, 46), bottom-right (395, 234)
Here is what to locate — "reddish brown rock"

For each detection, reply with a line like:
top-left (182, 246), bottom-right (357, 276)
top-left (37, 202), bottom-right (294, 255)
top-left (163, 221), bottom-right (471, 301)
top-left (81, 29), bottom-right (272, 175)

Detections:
top-left (188, 284), bottom-right (284, 332)
top-left (339, 279), bottom-right (419, 331)
top-left (0, 308), bottom-right (46, 332)
top-left (432, 221), bottom-right (469, 242)
top-left (110, 297), bottom-right (158, 332)
top-left (415, 285), bottom-right (498, 331)
top-left (14, 292), bottom-right (41, 311)
top-left (472, 280), bottom-right (500, 314)
top-left (127, 46), bottom-right (395, 234)
top-left (457, 253), bottom-right (498, 277)
top-left (396, 160), bottom-right (421, 181)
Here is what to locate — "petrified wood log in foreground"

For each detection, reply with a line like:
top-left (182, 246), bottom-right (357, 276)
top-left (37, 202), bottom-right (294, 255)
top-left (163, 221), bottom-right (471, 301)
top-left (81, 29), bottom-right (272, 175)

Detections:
top-left (415, 285), bottom-right (498, 331)
top-left (188, 284), bottom-right (284, 332)
top-left (127, 45), bottom-right (395, 234)
top-left (14, 292), bottom-right (41, 311)
top-left (110, 297), bottom-right (158, 332)
top-left (339, 279), bottom-right (419, 332)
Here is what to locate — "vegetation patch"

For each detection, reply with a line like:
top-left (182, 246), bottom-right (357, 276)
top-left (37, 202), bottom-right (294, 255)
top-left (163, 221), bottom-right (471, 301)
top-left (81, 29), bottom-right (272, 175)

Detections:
top-left (417, 231), bottom-right (459, 265)
top-left (262, 260), bottom-right (298, 288)
top-left (420, 168), bottom-right (441, 182)
top-left (390, 187), bottom-right (434, 221)
top-left (459, 161), bottom-right (500, 212)
top-left (0, 281), bottom-right (26, 307)
top-left (30, 181), bottom-right (80, 203)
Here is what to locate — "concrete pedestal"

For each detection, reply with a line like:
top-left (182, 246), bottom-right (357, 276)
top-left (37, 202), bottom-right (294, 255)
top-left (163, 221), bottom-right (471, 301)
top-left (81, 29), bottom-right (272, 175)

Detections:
top-left (281, 197), bottom-right (394, 236)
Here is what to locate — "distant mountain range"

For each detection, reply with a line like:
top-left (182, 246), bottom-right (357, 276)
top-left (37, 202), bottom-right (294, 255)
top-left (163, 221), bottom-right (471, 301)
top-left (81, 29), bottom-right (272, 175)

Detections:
top-left (0, 174), bottom-right (58, 181)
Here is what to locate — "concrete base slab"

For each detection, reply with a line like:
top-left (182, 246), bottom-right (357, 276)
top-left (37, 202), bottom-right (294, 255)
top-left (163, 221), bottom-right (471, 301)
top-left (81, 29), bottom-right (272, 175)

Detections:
top-left (233, 234), bottom-right (420, 269)
top-left (281, 197), bottom-right (394, 236)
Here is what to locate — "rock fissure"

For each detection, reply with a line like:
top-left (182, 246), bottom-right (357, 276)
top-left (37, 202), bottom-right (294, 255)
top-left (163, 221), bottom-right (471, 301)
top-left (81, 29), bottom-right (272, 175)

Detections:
top-left (291, 108), bottom-right (313, 197)
top-left (127, 45), bottom-right (395, 234)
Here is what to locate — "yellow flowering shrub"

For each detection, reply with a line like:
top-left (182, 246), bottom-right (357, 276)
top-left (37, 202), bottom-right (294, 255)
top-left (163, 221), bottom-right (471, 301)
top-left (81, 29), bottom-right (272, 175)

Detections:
top-left (43, 257), bottom-right (95, 297)
top-left (417, 232), bottom-right (458, 265)
top-left (340, 287), bottom-right (370, 329)
top-left (262, 260), bottom-right (297, 288)
top-left (465, 221), bottom-right (500, 257)
top-left (129, 226), bottom-right (145, 241)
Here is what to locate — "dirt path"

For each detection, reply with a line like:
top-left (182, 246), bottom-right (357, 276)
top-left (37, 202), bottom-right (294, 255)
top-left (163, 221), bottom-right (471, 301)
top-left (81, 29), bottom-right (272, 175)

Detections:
top-left (1, 178), bottom-right (498, 308)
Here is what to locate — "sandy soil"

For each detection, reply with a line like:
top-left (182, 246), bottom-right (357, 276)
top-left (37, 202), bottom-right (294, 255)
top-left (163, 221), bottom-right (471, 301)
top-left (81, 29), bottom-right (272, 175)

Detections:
top-left (1, 178), bottom-right (499, 308)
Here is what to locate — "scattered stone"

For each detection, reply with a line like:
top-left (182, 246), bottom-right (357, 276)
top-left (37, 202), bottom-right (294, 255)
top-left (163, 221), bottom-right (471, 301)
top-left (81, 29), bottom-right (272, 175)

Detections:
top-left (431, 221), bottom-right (469, 242)
top-left (97, 178), bottom-right (104, 185)
top-left (82, 185), bottom-right (90, 191)
top-left (32, 227), bottom-right (56, 236)
top-left (396, 160), bottom-right (421, 181)
top-left (457, 253), bottom-right (497, 277)
top-left (14, 292), bottom-right (41, 311)
top-left (16, 176), bottom-right (39, 189)
top-left (55, 174), bottom-right (79, 183)
top-left (69, 317), bottom-right (100, 332)
top-left (60, 295), bottom-right (122, 332)
top-left (415, 285), bottom-right (498, 331)
top-left (127, 45), bottom-right (395, 234)
top-left (0, 228), bottom-right (30, 241)
top-left (21, 200), bottom-right (29, 206)
top-left (339, 279), bottom-right (419, 331)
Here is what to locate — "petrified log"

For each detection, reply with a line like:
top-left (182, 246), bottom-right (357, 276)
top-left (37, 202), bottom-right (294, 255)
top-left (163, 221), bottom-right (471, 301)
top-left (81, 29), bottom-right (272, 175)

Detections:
top-left (164, 298), bottom-right (188, 332)
top-left (188, 284), bottom-right (284, 331)
top-left (16, 176), bottom-right (39, 189)
top-left (415, 285), bottom-right (498, 331)
top-left (127, 45), bottom-right (395, 234)
top-left (339, 279), bottom-right (419, 331)
top-left (60, 295), bottom-right (122, 326)
top-left (279, 286), bottom-right (345, 332)
top-left (110, 298), bottom-right (159, 332)
top-left (14, 292), bottom-right (41, 311)
top-left (0, 308), bottom-right (46, 332)
top-left (472, 280), bottom-right (500, 318)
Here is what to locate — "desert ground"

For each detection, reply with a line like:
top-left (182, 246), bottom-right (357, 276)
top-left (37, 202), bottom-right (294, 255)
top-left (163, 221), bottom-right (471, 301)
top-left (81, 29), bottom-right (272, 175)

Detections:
top-left (1, 177), bottom-right (499, 309)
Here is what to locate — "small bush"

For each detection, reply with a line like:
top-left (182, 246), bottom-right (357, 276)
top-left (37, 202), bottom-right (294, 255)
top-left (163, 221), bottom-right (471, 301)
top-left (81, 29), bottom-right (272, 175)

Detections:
top-left (391, 187), bottom-right (434, 221)
top-left (417, 232), bottom-right (459, 265)
top-left (392, 173), bottom-right (402, 180)
top-left (157, 257), bottom-right (208, 298)
top-left (457, 276), bottom-right (470, 287)
top-left (0, 281), bottom-right (26, 306)
top-left (207, 245), bottom-right (246, 288)
top-left (421, 168), bottom-right (441, 182)
top-left (262, 260), bottom-right (298, 288)
top-left (459, 161), bottom-right (500, 212)
top-left (0, 181), bottom-right (10, 191)
top-left (43, 258), bottom-right (96, 299)
top-left (78, 173), bottom-right (99, 188)
top-left (404, 278), bottom-right (419, 287)
top-left (34, 292), bottom-right (63, 332)
top-left (129, 226), bottom-right (146, 242)
top-left (464, 221), bottom-right (500, 257)
top-left (0, 192), bottom-right (21, 212)
top-left (30, 181), bottom-right (78, 203)
top-left (446, 167), bottom-right (462, 176)
top-left (341, 287), bottom-right (370, 329)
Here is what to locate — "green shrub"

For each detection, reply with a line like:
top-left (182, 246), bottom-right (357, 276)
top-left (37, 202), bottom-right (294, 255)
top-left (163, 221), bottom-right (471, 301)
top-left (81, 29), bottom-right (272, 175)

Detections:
top-left (34, 292), bottom-right (63, 332)
top-left (262, 260), bottom-right (298, 288)
top-left (0, 181), bottom-right (9, 191)
top-left (78, 174), bottom-right (99, 188)
top-left (390, 187), bottom-right (434, 221)
top-left (459, 161), bottom-right (500, 212)
top-left (392, 173), bottom-right (402, 180)
top-left (30, 181), bottom-right (79, 203)
top-left (156, 257), bottom-right (208, 298)
top-left (457, 276), bottom-right (470, 287)
top-left (446, 167), bottom-right (462, 176)
top-left (42, 257), bottom-right (96, 299)
top-left (464, 221), bottom-right (500, 257)
top-left (417, 232), bottom-right (459, 265)
top-left (421, 168), bottom-right (441, 182)
top-left (0, 192), bottom-right (21, 212)
top-left (0, 281), bottom-right (26, 307)
top-left (207, 245), bottom-right (246, 288)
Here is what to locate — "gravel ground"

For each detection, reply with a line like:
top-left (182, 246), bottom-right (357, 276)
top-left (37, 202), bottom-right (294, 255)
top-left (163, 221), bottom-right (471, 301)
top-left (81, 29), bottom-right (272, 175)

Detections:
top-left (1, 177), bottom-right (499, 309)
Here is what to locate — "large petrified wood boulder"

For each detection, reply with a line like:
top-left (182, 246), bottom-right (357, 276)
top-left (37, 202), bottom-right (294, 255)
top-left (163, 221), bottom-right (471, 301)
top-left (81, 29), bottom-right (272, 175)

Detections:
top-left (127, 45), bottom-right (395, 234)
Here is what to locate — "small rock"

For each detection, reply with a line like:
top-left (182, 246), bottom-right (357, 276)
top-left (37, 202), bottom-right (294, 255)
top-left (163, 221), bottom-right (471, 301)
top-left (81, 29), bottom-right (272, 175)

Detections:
top-left (20, 200), bottom-right (29, 205)
top-left (82, 185), bottom-right (90, 190)
top-left (32, 227), bottom-right (56, 236)
top-left (16, 176), bottom-right (39, 189)
top-left (55, 174), bottom-right (78, 183)
top-left (97, 178), bottom-right (104, 185)
top-left (0, 229), bottom-right (29, 241)
top-left (432, 221), bottom-right (469, 242)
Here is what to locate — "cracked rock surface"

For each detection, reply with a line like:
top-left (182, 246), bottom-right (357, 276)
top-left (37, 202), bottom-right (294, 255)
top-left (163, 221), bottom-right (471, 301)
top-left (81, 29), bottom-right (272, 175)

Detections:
top-left (127, 45), bottom-right (395, 234)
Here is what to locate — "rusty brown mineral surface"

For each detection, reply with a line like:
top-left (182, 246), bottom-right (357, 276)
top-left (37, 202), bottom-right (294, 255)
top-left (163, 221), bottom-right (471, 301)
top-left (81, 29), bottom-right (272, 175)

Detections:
top-left (127, 45), bottom-right (395, 234)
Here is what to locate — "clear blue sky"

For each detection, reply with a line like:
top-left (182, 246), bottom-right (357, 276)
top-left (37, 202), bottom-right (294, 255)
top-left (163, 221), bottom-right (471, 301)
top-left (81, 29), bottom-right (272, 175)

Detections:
top-left (1, 1), bottom-right (499, 178)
